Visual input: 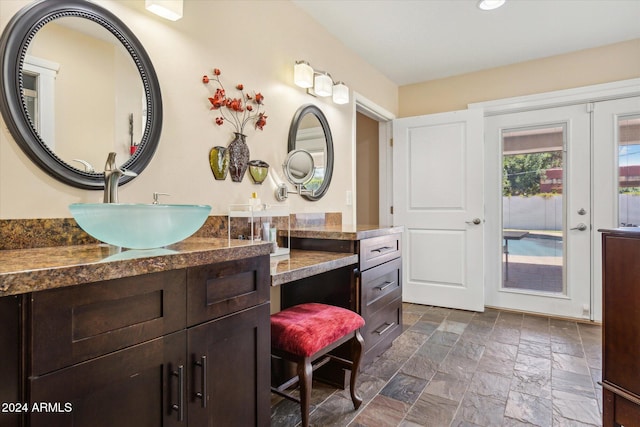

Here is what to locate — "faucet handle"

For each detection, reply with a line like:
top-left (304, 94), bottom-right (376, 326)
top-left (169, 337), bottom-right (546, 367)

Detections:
top-left (153, 192), bottom-right (170, 204)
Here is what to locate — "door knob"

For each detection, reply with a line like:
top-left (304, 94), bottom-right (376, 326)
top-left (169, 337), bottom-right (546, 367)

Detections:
top-left (466, 218), bottom-right (482, 225)
top-left (570, 223), bottom-right (587, 231)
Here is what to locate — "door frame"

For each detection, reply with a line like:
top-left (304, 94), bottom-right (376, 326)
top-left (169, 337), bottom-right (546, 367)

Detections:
top-left (353, 92), bottom-right (395, 226)
top-left (470, 78), bottom-right (640, 322)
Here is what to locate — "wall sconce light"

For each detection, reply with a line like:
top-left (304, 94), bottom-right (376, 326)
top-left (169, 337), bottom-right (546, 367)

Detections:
top-left (146, 0), bottom-right (183, 21)
top-left (293, 60), bottom-right (349, 105)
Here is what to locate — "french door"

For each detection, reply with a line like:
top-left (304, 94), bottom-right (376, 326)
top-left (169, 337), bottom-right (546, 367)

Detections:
top-left (485, 97), bottom-right (640, 320)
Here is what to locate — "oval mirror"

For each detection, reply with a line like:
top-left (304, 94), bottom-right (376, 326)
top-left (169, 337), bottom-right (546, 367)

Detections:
top-left (0, 0), bottom-right (163, 189)
top-left (287, 104), bottom-right (333, 201)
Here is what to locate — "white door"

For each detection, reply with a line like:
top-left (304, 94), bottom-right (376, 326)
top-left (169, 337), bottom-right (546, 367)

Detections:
top-left (592, 96), bottom-right (640, 321)
top-left (485, 104), bottom-right (592, 319)
top-left (393, 109), bottom-right (484, 311)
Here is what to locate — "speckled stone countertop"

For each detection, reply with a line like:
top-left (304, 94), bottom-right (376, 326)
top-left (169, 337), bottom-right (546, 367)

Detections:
top-left (270, 250), bottom-right (359, 286)
top-left (0, 237), bottom-right (271, 298)
top-left (289, 224), bottom-right (404, 240)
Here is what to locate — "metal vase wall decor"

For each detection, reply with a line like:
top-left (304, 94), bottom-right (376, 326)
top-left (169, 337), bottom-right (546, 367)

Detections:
top-left (228, 133), bottom-right (249, 182)
top-left (209, 146), bottom-right (229, 180)
top-left (248, 160), bottom-right (269, 184)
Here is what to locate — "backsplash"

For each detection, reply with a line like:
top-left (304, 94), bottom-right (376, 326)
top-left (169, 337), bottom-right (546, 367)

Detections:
top-left (0, 213), bottom-right (341, 250)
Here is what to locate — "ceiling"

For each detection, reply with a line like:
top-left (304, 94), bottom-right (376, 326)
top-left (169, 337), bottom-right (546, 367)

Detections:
top-left (292, 0), bottom-right (640, 86)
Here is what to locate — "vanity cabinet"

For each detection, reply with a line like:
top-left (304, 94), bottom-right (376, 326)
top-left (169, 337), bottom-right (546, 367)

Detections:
top-left (185, 257), bottom-right (270, 427)
top-left (22, 255), bottom-right (270, 427)
top-left (289, 231), bottom-right (403, 366)
top-left (357, 234), bottom-right (402, 365)
top-left (601, 229), bottom-right (640, 427)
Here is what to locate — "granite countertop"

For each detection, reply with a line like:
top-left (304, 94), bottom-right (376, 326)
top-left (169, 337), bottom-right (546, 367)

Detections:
top-left (270, 249), bottom-right (359, 286)
top-left (0, 224), bottom-right (403, 297)
top-left (289, 224), bottom-right (404, 240)
top-left (0, 237), bottom-right (272, 297)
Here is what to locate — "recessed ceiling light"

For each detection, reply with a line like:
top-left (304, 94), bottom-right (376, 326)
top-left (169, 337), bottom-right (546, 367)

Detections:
top-left (478, 0), bottom-right (506, 11)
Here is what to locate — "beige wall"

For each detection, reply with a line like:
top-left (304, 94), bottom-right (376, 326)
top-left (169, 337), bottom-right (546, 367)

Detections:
top-left (356, 112), bottom-right (379, 225)
top-left (399, 39), bottom-right (640, 117)
top-left (0, 0), bottom-right (398, 220)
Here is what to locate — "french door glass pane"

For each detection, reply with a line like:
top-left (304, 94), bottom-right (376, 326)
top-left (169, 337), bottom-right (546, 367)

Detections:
top-left (618, 115), bottom-right (640, 227)
top-left (502, 126), bottom-right (564, 293)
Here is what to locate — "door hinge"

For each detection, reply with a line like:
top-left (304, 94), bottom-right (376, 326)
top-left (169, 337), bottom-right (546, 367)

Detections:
top-left (389, 138), bottom-right (393, 147)
top-left (390, 206), bottom-right (394, 214)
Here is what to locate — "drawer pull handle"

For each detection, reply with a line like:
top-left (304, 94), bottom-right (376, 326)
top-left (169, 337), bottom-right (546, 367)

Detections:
top-left (171, 364), bottom-right (185, 421)
top-left (375, 281), bottom-right (396, 292)
top-left (194, 355), bottom-right (207, 408)
top-left (374, 322), bottom-right (395, 335)
top-left (371, 246), bottom-right (394, 254)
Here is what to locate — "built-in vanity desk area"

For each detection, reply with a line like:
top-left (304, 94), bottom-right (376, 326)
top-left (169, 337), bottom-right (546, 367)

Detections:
top-left (0, 223), bottom-right (402, 427)
top-left (276, 225), bottom-right (404, 366)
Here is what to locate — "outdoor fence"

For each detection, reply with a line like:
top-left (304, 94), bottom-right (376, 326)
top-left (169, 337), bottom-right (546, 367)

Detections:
top-left (503, 194), bottom-right (640, 230)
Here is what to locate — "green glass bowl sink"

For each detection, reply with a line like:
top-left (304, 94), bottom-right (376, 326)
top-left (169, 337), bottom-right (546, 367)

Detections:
top-left (69, 203), bottom-right (211, 249)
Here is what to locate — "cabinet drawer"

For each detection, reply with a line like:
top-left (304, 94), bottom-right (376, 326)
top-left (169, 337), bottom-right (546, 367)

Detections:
top-left (359, 234), bottom-right (401, 271)
top-left (187, 255), bottom-right (269, 326)
top-left (361, 258), bottom-right (401, 318)
top-left (30, 270), bottom-right (186, 376)
top-left (362, 297), bottom-right (402, 356)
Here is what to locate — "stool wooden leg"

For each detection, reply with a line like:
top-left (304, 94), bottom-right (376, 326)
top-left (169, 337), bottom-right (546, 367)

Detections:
top-left (298, 357), bottom-right (313, 427)
top-left (349, 330), bottom-right (364, 409)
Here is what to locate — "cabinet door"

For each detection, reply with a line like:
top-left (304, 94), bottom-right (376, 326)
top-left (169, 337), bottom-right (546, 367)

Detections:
top-left (188, 302), bottom-right (270, 427)
top-left (29, 332), bottom-right (186, 427)
top-left (602, 233), bottom-right (640, 395)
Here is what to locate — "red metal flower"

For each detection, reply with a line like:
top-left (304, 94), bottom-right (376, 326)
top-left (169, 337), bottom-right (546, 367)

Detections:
top-left (255, 113), bottom-right (267, 131)
top-left (202, 68), bottom-right (267, 134)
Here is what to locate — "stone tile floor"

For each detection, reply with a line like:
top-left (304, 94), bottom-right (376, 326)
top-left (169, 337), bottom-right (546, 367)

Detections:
top-left (271, 303), bottom-right (603, 427)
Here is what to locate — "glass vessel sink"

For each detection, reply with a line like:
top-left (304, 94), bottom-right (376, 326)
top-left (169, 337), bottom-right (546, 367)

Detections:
top-left (69, 203), bottom-right (211, 249)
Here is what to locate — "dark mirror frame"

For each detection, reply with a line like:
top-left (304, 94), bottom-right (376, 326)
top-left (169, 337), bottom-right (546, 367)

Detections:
top-left (287, 104), bottom-right (333, 201)
top-left (0, 0), bottom-right (163, 189)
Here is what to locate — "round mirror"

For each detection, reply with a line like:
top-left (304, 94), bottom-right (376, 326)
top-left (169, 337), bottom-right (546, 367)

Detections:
top-left (288, 104), bottom-right (333, 201)
top-left (0, 0), bottom-right (163, 189)
top-left (283, 149), bottom-right (315, 185)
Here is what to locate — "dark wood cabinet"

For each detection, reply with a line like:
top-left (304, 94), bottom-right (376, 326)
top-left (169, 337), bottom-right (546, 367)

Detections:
top-left (360, 256), bottom-right (402, 365)
top-left (601, 229), bottom-right (640, 427)
top-left (187, 302), bottom-right (270, 426)
top-left (15, 255), bottom-right (270, 427)
top-left (357, 234), bottom-right (402, 365)
top-left (0, 295), bottom-right (22, 427)
top-left (30, 332), bottom-right (186, 427)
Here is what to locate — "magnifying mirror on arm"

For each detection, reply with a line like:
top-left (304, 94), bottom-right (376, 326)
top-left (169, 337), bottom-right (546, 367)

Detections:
top-left (275, 149), bottom-right (316, 201)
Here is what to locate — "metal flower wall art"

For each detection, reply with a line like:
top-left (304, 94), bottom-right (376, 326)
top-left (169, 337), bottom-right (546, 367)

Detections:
top-left (202, 68), bottom-right (267, 134)
top-left (202, 68), bottom-right (268, 182)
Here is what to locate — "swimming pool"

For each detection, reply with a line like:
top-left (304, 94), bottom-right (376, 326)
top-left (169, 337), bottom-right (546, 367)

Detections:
top-left (505, 235), bottom-right (563, 257)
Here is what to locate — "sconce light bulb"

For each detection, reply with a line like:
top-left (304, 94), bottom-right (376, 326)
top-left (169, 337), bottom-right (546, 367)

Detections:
top-left (294, 61), bottom-right (314, 88)
top-left (314, 73), bottom-right (333, 97)
top-left (332, 82), bottom-right (349, 104)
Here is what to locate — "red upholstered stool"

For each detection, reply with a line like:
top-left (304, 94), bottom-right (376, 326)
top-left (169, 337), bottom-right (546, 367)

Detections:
top-left (271, 303), bottom-right (365, 427)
